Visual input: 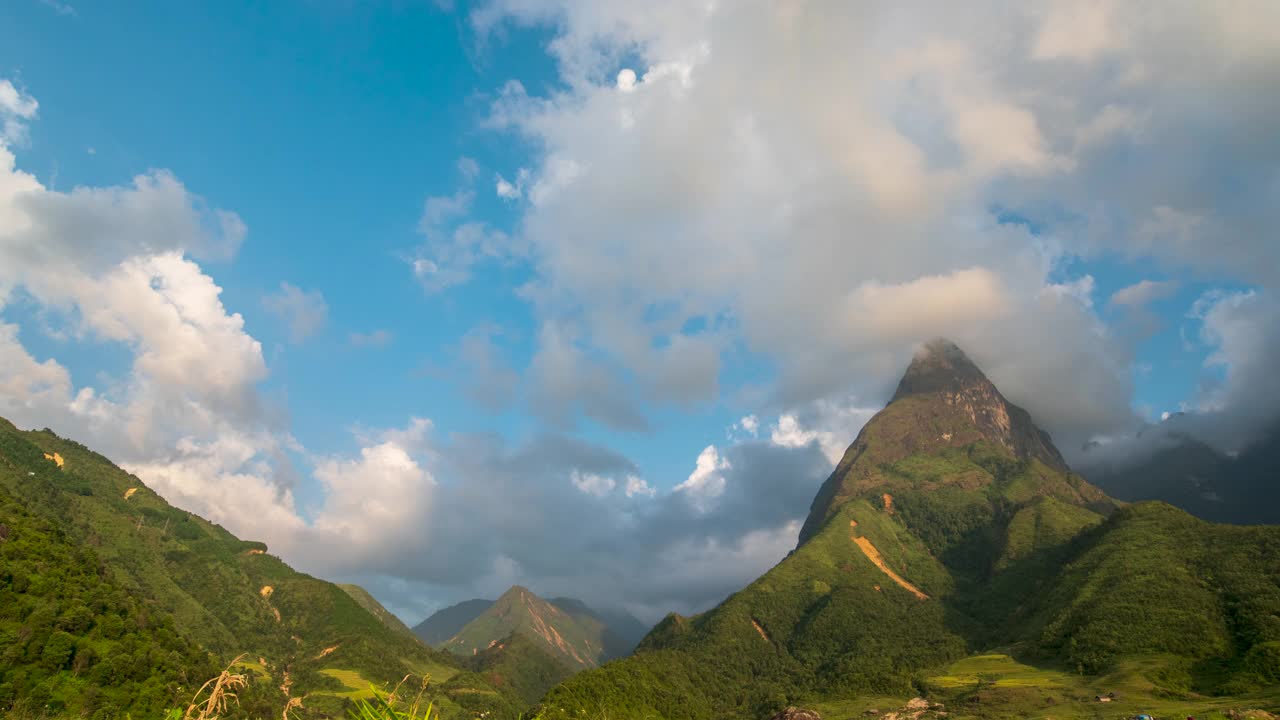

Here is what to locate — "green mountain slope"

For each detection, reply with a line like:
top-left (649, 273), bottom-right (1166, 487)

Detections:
top-left (338, 583), bottom-right (420, 645)
top-left (547, 597), bottom-right (647, 659)
top-left (441, 586), bottom-right (607, 671)
top-left (531, 339), bottom-right (1280, 720)
top-left (460, 631), bottom-right (575, 705)
top-left (0, 417), bottom-right (521, 719)
top-left (414, 598), bottom-right (493, 645)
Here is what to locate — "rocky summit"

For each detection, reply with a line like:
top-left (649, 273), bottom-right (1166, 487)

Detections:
top-left (800, 338), bottom-right (1083, 544)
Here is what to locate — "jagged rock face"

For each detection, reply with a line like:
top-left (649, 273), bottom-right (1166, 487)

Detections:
top-left (890, 339), bottom-right (1067, 471)
top-left (798, 339), bottom-right (1075, 544)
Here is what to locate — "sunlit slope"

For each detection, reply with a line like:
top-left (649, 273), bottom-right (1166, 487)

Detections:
top-left (0, 417), bottom-right (522, 719)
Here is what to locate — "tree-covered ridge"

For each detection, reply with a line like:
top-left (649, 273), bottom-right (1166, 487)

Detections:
top-left (339, 584), bottom-right (421, 645)
top-left (461, 631), bottom-right (575, 705)
top-left (0, 480), bottom-right (217, 718)
top-left (0, 417), bottom-right (521, 719)
top-left (1030, 501), bottom-right (1280, 686)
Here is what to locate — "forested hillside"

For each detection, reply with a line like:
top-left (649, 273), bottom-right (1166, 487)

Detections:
top-left (0, 417), bottom-right (520, 719)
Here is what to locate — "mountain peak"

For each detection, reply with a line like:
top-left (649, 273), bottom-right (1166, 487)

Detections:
top-left (797, 339), bottom-right (1076, 543)
top-left (891, 338), bottom-right (988, 401)
top-left (498, 585), bottom-right (534, 601)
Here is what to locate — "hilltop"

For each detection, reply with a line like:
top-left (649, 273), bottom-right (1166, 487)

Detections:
top-left (530, 339), bottom-right (1280, 720)
top-left (442, 586), bottom-right (604, 669)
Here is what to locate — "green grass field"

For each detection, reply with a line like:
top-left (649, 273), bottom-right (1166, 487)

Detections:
top-left (316, 669), bottom-right (379, 700)
top-left (808, 652), bottom-right (1280, 720)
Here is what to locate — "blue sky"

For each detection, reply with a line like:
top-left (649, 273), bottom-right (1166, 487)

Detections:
top-left (1, 1), bottom-right (1277, 620)
top-left (1, 0), bottom-right (762, 497)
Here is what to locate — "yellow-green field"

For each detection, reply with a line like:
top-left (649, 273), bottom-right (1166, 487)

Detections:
top-left (316, 668), bottom-right (378, 700)
top-left (808, 652), bottom-right (1280, 720)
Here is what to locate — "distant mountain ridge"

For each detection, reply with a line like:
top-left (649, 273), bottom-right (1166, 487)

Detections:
top-left (414, 598), bottom-right (494, 645)
top-left (1081, 419), bottom-right (1280, 525)
top-left (432, 586), bottom-right (642, 670)
top-left (415, 589), bottom-right (646, 666)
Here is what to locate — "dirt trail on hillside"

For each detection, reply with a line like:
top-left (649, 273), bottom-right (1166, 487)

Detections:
top-left (751, 618), bottom-right (771, 643)
top-left (852, 536), bottom-right (929, 600)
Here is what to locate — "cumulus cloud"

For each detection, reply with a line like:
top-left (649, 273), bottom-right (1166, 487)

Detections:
top-left (331, 419), bottom-right (833, 622)
top-left (0, 80), bottom-right (38, 145)
top-left (1110, 279), bottom-right (1178, 308)
top-left (0, 81), bottom-right (294, 550)
top-left (570, 470), bottom-right (616, 497)
top-left (1188, 289), bottom-right (1280, 441)
top-left (469, 0), bottom-right (1280, 455)
top-left (624, 474), bottom-right (656, 498)
top-left (673, 445), bottom-right (729, 512)
top-left (263, 282), bottom-right (328, 343)
top-left (409, 159), bottom-right (523, 293)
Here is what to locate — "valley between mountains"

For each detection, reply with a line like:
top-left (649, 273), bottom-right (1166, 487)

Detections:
top-left (2, 340), bottom-right (1278, 720)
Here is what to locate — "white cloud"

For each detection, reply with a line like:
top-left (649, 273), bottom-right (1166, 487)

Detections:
top-left (733, 414), bottom-right (759, 438)
top-left (1110, 279), bottom-right (1177, 308)
top-left (312, 440), bottom-right (436, 547)
top-left (674, 445), bottom-right (729, 512)
top-left (570, 470), bottom-right (616, 497)
top-left (0, 80), bottom-right (38, 146)
top-left (1033, 0), bottom-right (1122, 61)
top-left (263, 282), bottom-right (327, 343)
top-left (624, 474), bottom-right (655, 498)
top-left (495, 168), bottom-right (529, 199)
top-left (759, 399), bottom-right (879, 466)
top-left (0, 81), bottom-right (290, 553)
top-left (1190, 289), bottom-right (1280, 432)
top-left (478, 2), bottom-right (1241, 445)
top-left (410, 167), bottom-right (520, 292)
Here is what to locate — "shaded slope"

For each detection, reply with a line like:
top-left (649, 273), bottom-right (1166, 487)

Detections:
top-left (1029, 501), bottom-right (1280, 686)
top-left (462, 631), bottom-right (574, 705)
top-left (339, 584), bottom-right (421, 645)
top-left (548, 597), bottom-right (648, 659)
top-left (415, 598), bottom-right (493, 645)
top-left (0, 417), bottom-right (520, 719)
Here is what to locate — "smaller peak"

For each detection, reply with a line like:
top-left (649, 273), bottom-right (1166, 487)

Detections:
top-left (498, 585), bottom-right (534, 600)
